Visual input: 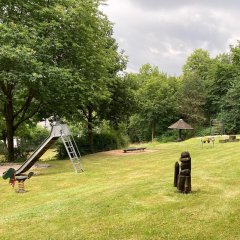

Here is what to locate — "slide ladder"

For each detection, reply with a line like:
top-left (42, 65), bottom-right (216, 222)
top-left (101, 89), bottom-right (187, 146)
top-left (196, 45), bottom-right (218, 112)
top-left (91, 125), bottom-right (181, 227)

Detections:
top-left (61, 135), bottom-right (83, 173)
top-left (13, 123), bottom-right (84, 175)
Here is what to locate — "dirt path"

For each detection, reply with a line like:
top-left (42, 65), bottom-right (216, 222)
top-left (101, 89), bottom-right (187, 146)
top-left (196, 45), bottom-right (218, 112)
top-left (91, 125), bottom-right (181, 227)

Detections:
top-left (102, 149), bottom-right (157, 156)
top-left (0, 163), bottom-right (50, 176)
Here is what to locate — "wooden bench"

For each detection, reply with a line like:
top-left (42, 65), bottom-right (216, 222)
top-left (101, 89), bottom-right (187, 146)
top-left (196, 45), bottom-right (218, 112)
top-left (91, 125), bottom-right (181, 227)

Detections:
top-left (219, 135), bottom-right (240, 143)
top-left (123, 147), bottom-right (146, 153)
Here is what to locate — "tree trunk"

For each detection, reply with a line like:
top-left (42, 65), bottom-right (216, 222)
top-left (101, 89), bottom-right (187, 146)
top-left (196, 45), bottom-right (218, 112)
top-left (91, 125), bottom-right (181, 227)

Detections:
top-left (87, 106), bottom-right (94, 152)
top-left (5, 87), bottom-right (15, 162)
top-left (6, 123), bottom-right (15, 162)
top-left (151, 120), bottom-right (155, 142)
top-left (2, 130), bottom-right (7, 148)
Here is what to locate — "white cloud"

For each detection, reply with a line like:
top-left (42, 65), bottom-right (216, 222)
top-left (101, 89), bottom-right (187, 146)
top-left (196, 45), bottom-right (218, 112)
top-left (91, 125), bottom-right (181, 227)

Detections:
top-left (101, 0), bottom-right (240, 75)
top-left (149, 47), bottom-right (160, 55)
top-left (163, 43), bottom-right (184, 57)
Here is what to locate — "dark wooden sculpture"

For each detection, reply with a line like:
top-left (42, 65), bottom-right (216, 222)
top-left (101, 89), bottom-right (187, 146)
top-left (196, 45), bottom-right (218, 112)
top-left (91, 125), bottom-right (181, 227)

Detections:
top-left (174, 151), bottom-right (191, 193)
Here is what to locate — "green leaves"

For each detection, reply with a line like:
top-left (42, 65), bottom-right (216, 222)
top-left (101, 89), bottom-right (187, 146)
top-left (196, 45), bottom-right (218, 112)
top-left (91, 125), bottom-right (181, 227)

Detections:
top-left (128, 64), bottom-right (180, 141)
top-left (180, 49), bottom-right (213, 125)
top-left (0, 0), bottom-right (126, 161)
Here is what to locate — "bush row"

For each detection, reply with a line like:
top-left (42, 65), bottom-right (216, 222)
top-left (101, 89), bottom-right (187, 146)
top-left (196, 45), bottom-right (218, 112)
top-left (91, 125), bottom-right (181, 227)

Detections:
top-left (57, 131), bottom-right (129, 159)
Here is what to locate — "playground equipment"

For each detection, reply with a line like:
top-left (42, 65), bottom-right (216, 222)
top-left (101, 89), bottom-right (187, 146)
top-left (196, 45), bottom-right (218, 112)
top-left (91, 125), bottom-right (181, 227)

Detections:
top-left (3, 168), bottom-right (34, 193)
top-left (210, 119), bottom-right (224, 135)
top-left (201, 136), bottom-right (215, 147)
top-left (200, 118), bottom-right (223, 148)
top-left (2, 122), bottom-right (83, 192)
top-left (174, 151), bottom-right (191, 193)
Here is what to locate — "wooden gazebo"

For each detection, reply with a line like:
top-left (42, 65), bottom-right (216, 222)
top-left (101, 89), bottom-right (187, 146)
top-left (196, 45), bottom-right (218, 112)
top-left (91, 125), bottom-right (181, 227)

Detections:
top-left (168, 119), bottom-right (193, 141)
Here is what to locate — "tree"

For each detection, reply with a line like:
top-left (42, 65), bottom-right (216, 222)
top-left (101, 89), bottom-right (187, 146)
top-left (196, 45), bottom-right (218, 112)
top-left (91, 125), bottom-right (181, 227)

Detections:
top-left (67, 5), bottom-right (127, 146)
top-left (129, 64), bottom-right (180, 142)
top-left (180, 49), bottom-right (212, 125)
top-left (0, 0), bottom-right (124, 161)
top-left (206, 53), bottom-right (236, 118)
top-left (0, 21), bottom-right (51, 161)
top-left (219, 78), bottom-right (240, 134)
top-left (98, 74), bottom-right (138, 129)
top-left (214, 42), bottom-right (240, 132)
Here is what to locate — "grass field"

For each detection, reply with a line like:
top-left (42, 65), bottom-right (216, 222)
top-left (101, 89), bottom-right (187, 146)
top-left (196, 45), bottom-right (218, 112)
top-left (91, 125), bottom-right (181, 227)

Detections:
top-left (1, 137), bottom-right (240, 240)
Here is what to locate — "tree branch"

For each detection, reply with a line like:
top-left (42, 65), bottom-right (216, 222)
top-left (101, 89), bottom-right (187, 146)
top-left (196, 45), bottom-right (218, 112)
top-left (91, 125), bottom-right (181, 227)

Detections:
top-left (79, 107), bottom-right (88, 119)
top-left (13, 103), bottom-right (41, 131)
top-left (13, 88), bottom-right (35, 119)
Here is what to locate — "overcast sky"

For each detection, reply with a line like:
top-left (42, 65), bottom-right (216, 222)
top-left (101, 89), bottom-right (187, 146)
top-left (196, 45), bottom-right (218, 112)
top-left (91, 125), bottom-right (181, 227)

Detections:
top-left (101, 0), bottom-right (240, 75)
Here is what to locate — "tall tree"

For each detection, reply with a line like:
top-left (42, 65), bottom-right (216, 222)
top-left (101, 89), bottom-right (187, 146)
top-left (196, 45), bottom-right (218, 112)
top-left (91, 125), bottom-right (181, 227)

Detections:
top-left (214, 41), bottom-right (240, 132)
top-left (98, 74), bottom-right (138, 130)
top-left (0, 20), bottom-right (53, 161)
top-left (0, 0), bottom-right (124, 161)
top-left (219, 76), bottom-right (240, 134)
top-left (67, 3), bottom-right (127, 146)
top-left (129, 64), bottom-right (179, 142)
top-left (206, 53), bottom-right (235, 117)
top-left (180, 49), bottom-right (212, 125)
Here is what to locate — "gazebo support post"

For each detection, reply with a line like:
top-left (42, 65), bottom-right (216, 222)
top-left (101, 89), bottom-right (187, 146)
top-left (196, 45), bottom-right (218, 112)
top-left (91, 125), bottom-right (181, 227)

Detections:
top-left (179, 129), bottom-right (182, 141)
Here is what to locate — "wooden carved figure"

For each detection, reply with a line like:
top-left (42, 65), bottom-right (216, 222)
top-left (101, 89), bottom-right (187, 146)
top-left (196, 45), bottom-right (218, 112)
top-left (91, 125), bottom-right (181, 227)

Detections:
top-left (174, 151), bottom-right (191, 193)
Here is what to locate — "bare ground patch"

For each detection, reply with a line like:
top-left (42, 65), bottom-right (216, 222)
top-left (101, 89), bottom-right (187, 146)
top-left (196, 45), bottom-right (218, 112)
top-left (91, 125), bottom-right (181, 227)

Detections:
top-left (0, 163), bottom-right (51, 176)
top-left (103, 149), bottom-right (158, 156)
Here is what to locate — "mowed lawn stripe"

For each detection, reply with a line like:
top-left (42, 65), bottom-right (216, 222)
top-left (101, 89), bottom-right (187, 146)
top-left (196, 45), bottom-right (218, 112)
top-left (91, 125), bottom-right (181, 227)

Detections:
top-left (1, 138), bottom-right (240, 239)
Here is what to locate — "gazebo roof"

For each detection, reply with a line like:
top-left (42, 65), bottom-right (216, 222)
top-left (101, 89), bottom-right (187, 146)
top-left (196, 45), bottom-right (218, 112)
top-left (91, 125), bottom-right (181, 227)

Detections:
top-left (168, 119), bottom-right (194, 130)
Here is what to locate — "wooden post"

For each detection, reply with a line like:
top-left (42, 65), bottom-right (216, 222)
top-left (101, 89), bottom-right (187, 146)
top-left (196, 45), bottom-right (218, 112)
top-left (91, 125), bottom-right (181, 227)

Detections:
top-left (177, 175), bottom-right (185, 192)
top-left (175, 151), bottom-right (191, 193)
top-left (184, 176), bottom-right (191, 193)
top-left (174, 162), bottom-right (179, 187)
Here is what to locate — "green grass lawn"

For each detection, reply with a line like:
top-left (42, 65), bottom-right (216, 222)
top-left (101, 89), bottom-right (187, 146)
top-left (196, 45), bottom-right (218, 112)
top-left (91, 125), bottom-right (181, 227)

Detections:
top-left (1, 137), bottom-right (240, 240)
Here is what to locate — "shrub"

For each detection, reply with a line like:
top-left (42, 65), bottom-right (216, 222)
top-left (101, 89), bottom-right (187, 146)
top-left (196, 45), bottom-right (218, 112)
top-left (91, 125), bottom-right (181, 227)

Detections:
top-left (157, 130), bottom-right (179, 142)
top-left (14, 126), bottom-right (49, 161)
top-left (194, 127), bottom-right (211, 137)
top-left (0, 141), bottom-right (7, 156)
top-left (57, 131), bottom-right (129, 159)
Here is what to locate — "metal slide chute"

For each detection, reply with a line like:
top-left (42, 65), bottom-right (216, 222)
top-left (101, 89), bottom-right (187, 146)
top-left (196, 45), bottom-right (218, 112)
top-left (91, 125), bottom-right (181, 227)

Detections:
top-left (4, 123), bottom-right (83, 178)
top-left (15, 136), bottom-right (58, 175)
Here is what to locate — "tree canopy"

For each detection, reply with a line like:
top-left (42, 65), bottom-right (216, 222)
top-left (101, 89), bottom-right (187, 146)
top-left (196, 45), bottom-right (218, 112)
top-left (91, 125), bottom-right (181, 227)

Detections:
top-left (1, 1), bottom-right (240, 159)
top-left (0, 0), bottom-right (125, 161)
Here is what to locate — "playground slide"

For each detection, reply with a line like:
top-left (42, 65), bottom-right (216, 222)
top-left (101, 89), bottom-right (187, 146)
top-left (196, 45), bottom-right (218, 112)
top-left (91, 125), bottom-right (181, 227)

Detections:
top-left (15, 124), bottom-right (67, 175)
top-left (15, 135), bottom-right (59, 175)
